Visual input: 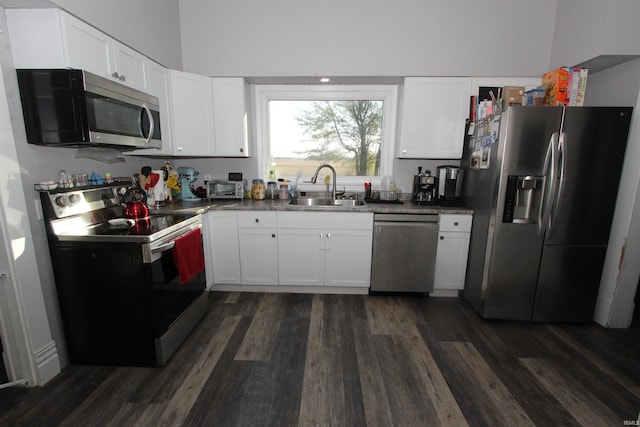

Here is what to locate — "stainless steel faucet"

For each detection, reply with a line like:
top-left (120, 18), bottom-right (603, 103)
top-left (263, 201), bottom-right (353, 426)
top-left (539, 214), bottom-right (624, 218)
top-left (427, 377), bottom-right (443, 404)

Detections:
top-left (310, 164), bottom-right (337, 199)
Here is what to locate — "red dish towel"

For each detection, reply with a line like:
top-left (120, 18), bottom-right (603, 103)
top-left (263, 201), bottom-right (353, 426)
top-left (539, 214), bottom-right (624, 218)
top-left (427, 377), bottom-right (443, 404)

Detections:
top-left (172, 228), bottom-right (205, 285)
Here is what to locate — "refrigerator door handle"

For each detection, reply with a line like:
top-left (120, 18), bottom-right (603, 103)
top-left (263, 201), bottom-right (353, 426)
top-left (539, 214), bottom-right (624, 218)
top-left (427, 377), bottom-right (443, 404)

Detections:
top-left (539, 132), bottom-right (558, 235)
top-left (548, 132), bottom-right (567, 238)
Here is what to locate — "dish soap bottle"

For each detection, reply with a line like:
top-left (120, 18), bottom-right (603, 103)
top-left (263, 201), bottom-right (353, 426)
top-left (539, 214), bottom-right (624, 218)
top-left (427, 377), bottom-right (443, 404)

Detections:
top-left (268, 162), bottom-right (277, 181)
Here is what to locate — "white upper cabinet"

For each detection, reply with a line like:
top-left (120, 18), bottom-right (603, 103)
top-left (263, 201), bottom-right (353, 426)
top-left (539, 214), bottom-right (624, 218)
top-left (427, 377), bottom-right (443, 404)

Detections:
top-left (397, 77), bottom-right (471, 159)
top-left (146, 62), bottom-right (174, 155)
top-left (110, 41), bottom-right (149, 91)
top-left (168, 70), bottom-right (216, 156)
top-left (550, 0), bottom-right (640, 70)
top-left (62, 12), bottom-right (115, 77)
top-left (212, 78), bottom-right (250, 157)
top-left (7, 9), bottom-right (149, 92)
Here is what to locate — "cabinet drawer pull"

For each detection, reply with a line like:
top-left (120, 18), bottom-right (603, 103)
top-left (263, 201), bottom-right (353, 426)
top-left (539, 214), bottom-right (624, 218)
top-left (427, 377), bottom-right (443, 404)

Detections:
top-left (454, 222), bottom-right (459, 226)
top-left (255, 218), bottom-right (260, 223)
top-left (272, 233), bottom-right (276, 238)
top-left (440, 236), bottom-right (444, 240)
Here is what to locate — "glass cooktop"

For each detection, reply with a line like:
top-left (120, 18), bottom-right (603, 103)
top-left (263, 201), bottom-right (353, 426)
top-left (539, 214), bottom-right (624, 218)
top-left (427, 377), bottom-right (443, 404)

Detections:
top-left (52, 213), bottom-right (200, 243)
top-left (91, 215), bottom-right (192, 236)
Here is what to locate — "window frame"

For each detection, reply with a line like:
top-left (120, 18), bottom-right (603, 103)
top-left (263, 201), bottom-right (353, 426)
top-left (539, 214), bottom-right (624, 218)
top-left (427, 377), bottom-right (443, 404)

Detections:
top-left (254, 84), bottom-right (399, 192)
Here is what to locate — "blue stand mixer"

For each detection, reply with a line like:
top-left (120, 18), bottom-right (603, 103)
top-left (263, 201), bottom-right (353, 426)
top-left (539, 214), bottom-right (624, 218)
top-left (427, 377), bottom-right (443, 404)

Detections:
top-left (177, 167), bottom-right (201, 202)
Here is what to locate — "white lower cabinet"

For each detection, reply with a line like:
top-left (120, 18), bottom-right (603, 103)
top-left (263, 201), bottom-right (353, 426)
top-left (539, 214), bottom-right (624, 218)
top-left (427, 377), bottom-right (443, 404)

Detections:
top-left (434, 214), bottom-right (472, 290)
top-left (277, 212), bottom-right (373, 288)
top-left (237, 212), bottom-right (278, 285)
top-left (207, 211), bottom-right (241, 285)
top-left (205, 210), bottom-right (470, 293)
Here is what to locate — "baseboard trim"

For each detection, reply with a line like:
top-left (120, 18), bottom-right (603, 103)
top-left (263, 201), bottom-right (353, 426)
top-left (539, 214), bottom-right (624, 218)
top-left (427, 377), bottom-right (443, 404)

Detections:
top-left (430, 289), bottom-right (460, 298)
top-left (211, 284), bottom-right (368, 295)
top-left (33, 340), bottom-right (60, 386)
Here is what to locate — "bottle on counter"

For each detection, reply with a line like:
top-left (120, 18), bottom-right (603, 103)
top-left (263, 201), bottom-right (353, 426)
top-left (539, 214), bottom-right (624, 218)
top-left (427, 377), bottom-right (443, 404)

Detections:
top-left (268, 162), bottom-right (277, 182)
top-left (58, 169), bottom-right (67, 188)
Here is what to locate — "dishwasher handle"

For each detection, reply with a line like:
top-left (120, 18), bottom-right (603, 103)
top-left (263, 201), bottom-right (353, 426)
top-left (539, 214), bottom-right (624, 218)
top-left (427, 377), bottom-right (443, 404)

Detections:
top-left (374, 214), bottom-right (439, 223)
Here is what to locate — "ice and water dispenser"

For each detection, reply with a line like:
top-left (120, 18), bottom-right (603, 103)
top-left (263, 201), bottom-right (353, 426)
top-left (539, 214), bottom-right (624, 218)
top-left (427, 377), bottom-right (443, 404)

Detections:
top-left (503, 175), bottom-right (544, 223)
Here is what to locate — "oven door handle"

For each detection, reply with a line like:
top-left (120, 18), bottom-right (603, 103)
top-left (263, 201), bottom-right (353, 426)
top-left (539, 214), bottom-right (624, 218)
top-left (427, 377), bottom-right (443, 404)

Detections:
top-left (152, 241), bottom-right (175, 254)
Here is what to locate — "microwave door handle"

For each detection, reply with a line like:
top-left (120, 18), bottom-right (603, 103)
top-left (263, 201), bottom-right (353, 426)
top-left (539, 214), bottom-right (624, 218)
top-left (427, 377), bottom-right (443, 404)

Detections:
top-left (139, 104), bottom-right (154, 143)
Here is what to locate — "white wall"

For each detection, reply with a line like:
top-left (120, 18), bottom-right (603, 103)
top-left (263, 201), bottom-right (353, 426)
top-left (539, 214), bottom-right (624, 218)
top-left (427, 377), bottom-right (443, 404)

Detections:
top-left (0, 7), bottom-right (61, 384)
top-left (50, 0), bottom-right (182, 69)
top-left (179, 0), bottom-right (557, 78)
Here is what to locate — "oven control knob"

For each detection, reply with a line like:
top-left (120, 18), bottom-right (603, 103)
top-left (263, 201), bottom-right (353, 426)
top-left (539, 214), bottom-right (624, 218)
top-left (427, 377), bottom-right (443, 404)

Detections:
top-left (68, 194), bottom-right (81, 205)
top-left (55, 196), bottom-right (69, 207)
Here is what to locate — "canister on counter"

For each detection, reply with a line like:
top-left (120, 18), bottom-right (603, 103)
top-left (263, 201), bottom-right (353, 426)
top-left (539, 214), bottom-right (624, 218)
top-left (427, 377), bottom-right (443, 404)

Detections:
top-left (266, 181), bottom-right (278, 199)
top-left (279, 184), bottom-right (290, 200)
top-left (251, 179), bottom-right (266, 200)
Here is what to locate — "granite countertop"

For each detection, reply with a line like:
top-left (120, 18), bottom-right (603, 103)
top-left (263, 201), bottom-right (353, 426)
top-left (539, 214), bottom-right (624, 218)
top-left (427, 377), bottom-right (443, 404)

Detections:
top-left (149, 198), bottom-right (473, 216)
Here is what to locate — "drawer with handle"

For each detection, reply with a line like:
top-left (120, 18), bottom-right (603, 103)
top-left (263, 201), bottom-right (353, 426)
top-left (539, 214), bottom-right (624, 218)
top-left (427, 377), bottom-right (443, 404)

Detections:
top-left (439, 214), bottom-right (472, 232)
top-left (237, 211), bottom-right (277, 228)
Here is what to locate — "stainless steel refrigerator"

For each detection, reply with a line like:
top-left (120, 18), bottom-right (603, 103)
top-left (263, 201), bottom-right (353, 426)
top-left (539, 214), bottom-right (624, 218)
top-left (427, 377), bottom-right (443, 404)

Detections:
top-left (462, 106), bottom-right (633, 321)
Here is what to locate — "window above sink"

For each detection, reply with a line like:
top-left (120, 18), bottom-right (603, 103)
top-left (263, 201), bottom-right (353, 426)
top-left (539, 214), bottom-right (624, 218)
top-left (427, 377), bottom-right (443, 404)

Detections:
top-left (254, 84), bottom-right (399, 192)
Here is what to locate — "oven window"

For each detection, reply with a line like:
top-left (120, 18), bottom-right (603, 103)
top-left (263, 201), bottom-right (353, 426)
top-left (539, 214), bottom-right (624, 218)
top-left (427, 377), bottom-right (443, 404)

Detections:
top-left (148, 248), bottom-right (205, 337)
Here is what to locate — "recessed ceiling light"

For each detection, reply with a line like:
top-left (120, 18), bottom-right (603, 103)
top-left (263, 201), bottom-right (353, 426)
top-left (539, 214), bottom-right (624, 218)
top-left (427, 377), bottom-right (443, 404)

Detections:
top-left (320, 77), bottom-right (331, 83)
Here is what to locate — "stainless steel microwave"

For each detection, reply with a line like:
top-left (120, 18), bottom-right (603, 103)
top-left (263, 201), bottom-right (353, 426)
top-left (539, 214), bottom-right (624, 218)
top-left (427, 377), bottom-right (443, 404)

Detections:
top-left (16, 69), bottom-right (161, 149)
top-left (207, 180), bottom-right (244, 199)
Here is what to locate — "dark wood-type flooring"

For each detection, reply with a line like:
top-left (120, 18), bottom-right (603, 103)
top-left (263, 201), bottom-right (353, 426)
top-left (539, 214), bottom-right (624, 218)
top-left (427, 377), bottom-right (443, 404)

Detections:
top-left (1, 292), bottom-right (639, 426)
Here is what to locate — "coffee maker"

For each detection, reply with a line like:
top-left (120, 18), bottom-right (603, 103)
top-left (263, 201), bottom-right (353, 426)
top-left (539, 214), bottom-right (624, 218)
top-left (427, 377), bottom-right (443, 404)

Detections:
top-left (437, 165), bottom-right (464, 204)
top-left (412, 167), bottom-right (438, 205)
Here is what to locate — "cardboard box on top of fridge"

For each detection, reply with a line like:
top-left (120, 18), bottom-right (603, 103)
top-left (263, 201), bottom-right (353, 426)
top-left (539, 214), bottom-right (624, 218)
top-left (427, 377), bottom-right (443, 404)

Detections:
top-left (543, 67), bottom-right (571, 106)
top-left (542, 67), bottom-right (588, 106)
top-left (502, 86), bottom-right (525, 108)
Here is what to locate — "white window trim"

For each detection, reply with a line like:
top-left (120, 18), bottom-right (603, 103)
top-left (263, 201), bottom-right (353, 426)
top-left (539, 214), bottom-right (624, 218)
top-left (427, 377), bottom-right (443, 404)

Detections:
top-left (254, 84), bottom-right (399, 193)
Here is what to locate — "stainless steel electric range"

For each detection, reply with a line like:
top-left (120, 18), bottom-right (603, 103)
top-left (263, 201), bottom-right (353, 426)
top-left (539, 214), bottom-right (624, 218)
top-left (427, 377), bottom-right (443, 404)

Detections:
top-left (39, 181), bottom-right (207, 366)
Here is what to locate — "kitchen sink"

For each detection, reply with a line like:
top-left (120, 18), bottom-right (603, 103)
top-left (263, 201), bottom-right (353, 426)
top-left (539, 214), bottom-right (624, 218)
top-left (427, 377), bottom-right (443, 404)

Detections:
top-left (287, 198), bottom-right (368, 207)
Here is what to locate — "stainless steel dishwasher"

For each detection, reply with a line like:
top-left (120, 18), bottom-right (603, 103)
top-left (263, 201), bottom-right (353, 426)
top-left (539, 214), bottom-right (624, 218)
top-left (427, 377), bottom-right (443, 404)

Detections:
top-left (370, 214), bottom-right (439, 293)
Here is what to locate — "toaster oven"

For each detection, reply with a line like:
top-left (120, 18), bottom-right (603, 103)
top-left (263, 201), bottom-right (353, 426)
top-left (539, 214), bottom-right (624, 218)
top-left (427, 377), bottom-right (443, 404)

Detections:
top-left (207, 180), bottom-right (244, 199)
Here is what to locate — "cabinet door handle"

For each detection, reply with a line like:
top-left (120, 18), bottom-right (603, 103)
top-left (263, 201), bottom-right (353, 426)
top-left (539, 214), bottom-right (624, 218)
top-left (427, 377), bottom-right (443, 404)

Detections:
top-left (320, 233), bottom-right (324, 238)
top-left (240, 148), bottom-right (244, 153)
top-left (271, 233), bottom-right (276, 238)
top-left (440, 236), bottom-right (444, 240)
top-left (454, 221), bottom-right (459, 226)
top-left (255, 218), bottom-right (260, 223)
top-left (326, 233), bottom-right (331, 238)
top-left (112, 71), bottom-right (120, 79)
